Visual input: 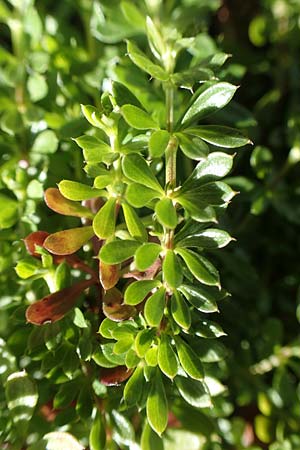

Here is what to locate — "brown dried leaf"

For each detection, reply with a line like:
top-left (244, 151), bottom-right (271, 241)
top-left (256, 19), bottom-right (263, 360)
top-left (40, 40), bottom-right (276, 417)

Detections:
top-left (45, 188), bottom-right (94, 219)
top-left (44, 226), bottom-right (94, 255)
top-left (26, 279), bottom-right (94, 325)
top-left (103, 303), bottom-right (136, 322)
top-left (100, 366), bottom-right (133, 386)
top-left (99, 261), bottom-right (120, 290)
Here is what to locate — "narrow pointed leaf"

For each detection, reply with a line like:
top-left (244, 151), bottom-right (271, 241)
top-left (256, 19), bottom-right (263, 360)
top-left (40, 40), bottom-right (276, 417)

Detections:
top-left (175, 337), bottom-right (204, 380)
top-left (89, 412), bottom-right (106, 450)
top-left (99, 240), bottom-right (141, 264)
top-left (59, 180), bottom-right (105, 201)
top-left (127, 40), bottom-right (169, 81)
top-left (175, 376), bottom-right (211, 408)
top-left (176, 228), bottom-right (233, 249)
top-left (144, 287), bottom-right (166, 327)
top-left (176, 248), bottom-right (220, 287)
top-left (146, 370), bottom-right (168, 435)
top-left (93, 198), bottom-right (117, 239)
top-left (186, 125), bottom-right (251, 148)
top-left (125, 280), bottom-right (161, 305)
top-left (149, 130), bottom-right (170, 158)
top-left (163, 250), bottom-right (183, 289)
top-left (126, 183), bottom-right (161, 207)
top-left (121, 104), bottom-right (158, 130)
top-left (45, 188), bottom-right (94, 219)
top-left (122, 203), bottom-right (148, 241)
top-left (182, 82), bottom-right (238, 124)
top-left (135, 243), bottom-right (162, 271)
top-left (158, 334), bottom-right (178, 379)
top-left (155, 198), bottom-right (177, 229)
top-left (178, 181), bottom-right (236, 207)
top-left (44, 226), bottom-right (94, 255)
top-left (171, 291), bottom-right (191, 329)
top-left (26, 279), bottom-right (93, 325)
top-left (124, 365), bottom-right (144, 406)
top-left (122, 154), bottom-right (163, 193)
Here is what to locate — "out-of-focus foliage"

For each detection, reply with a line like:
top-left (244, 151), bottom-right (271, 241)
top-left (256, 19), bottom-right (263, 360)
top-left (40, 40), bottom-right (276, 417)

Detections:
top-left (1, 0), bottom-right (300, 449)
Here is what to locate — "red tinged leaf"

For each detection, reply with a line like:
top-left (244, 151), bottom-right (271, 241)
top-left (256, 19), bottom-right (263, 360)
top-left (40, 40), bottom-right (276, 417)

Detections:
top-left (99, 261), bottom-right (120, 290)
top-left (100, 366), bottom-right (133, 386)
top-left (24, 231), bottom-right (49, 257)
top-left (102, 287), bottom-right (136, 321)
top-left (26, 279), bottom-right (94, 325)
top-left (44, 226), bottom-right (94, 255)
top-left (44, 188), bottom-right (94, 219)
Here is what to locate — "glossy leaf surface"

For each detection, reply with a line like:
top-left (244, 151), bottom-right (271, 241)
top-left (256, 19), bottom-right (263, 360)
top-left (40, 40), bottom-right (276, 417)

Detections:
top-left (124, 280), bottom-right (161, 305)
top-left (176, 248), bottom-right (220, 287)
top-left (144, 287), bottom-right (166, 327)
top-left (44, 226), bottom-right (94, 255)
top-left (45, 188), bottom-right (94, 219)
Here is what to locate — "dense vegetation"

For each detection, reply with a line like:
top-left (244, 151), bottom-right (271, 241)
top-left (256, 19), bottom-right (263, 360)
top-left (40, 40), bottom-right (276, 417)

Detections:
top-left (1, 1), bottom-right (300, 449)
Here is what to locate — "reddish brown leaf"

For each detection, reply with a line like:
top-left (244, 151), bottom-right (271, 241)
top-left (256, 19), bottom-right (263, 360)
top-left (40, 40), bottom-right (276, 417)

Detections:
top-left (26, 279), bottom-right (94, 325)
top-left (103, 303), bottom-right (136, 322)
top-left (24, 231), bottom-right (49, 257)
top-left (103, 287), bottom-right (123, 306)
top-left (99, 261), bottom-right (120, 290)
top-left (45, 188), bottom-right (94, 219)
top-left (44, 226), bottom-right (94, 255)
top-left (100, 366), bottom-right (133, 386)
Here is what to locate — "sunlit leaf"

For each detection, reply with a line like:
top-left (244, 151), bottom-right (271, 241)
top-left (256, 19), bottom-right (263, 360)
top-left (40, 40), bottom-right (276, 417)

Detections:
top-left (45, 188), bottom-right (94, 219)
top-left (125, 280), bottom-right (161, 305)
top-left (122, 153), bottom-right (163, 193)
top-left (44, 226), bottom-right (94, 255)
top-left (99, 240), bottom-right (141, 264)
top-left (176, 248), bottom-right (220, 287)
top-left (144, 287), bottom-right (166, 327)
top-left (93, 198), bottom-right (117, 239)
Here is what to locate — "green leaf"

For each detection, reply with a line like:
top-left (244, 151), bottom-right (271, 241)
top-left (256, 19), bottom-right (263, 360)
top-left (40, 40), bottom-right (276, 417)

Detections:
top-left (141, 422), bottom-right (164, 450)
top-left (99, 318), bottom-right (118, 339)
top-left (176, 228), bottom-right (233, 249)
top-left (155, 198), bottom-right (177, 229)
top-left (126, 40), bottom-right (169, 81)
top-left (163, 250), bottom-right (183, 289)
top-left (111, 410), bottom-right (135, 446)
top-left (27, 72), bottom-right (48, 102)
top-left (126, 183), bottom-right (161, 207)
top-left (125, 280), bottom-right (161, 305)
top-left (0, 193), bottom-right (18, 229)
top-left (73, 308), bottom-right (88, 328)
top-left (44, 188), bottom-right (94, 219)
top-left (113, 336), bottom-right (134, 355)
top-left (101, 343), bottom-right (126, 366)
top-left (171, 66), bottom-right (214, 90)
top-left (177, 133), bottom-right (209, 160)
top-left (89, 412), bottom-right (106, 450)
top-left (74, 135), bottom-right (116, 164)
top-left (178, 201), bottom-right (216, 223)
top-left (171, 291), bottom-right (191, 329)
top-left (179, 284), bottom-right (220, 313)
top-left (5, 371), bottom-right (38, 437)
top-left (94, 169), bottom-right (114, 188)
top-left (181, 82), bottom-right (238, 125)
top-left (178, 181), bottom-right (236, 209)
top-left (134, 329), bottom-right (154, 357)
top-left (175, 376), bottom-right (211, 408)
top-left (44, 226), bottom-right (94, 255)
top-left (181, 152), bottom-right (234, 192)
top-left (144, 287), bottom-right (166, 327)
top-left (32, 129), bottom-right (58, 154)
top-left (99, 240), bottom-right (141, 264)
top-left (158, 334), bottom-right (178, 379)
top-left (149, 130), bottom-right (170, 158)
top-left (124, 365), bottom-right (144, 406)
top-left (53, 381), bottom-right (79, 409)
top-left (186, 125), bottom-right (251, 148)
top-left (123, 153), bottom-right (163, 193)
top-left (121, 104), bottom-right (158, 130)
top-left (135, 243), bottom-right (162, 271)
top-left (194, 320), bottom-right (226, 338)
top-left (176, 248), bottom-right (220, 287)
top-left (112, 80), bottom-right (142, 108)
top-left (122, 203), bottom-right (147, 241)
top-left (93, 198), bottom-right (117, 239)
top-left (15, 257), bottom-right (41, 279)
top-left (121, 1), bottom-right (145, 29)
top-left (146, 370), bottom-right (168, 435)
top-left (196, 339), bottom-right (227, 362)
top-left (59, 180), bottom-right (104, 201)
top-left (175, 337), bottom-right (204, 380)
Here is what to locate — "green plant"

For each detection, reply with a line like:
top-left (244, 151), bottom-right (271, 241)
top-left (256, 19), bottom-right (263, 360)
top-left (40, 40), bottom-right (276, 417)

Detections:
top-left (8, 2), bottom-right (254, 448)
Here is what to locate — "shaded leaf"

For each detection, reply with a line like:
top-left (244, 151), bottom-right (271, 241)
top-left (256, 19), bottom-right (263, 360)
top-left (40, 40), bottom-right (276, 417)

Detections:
top-left (187, 125), bottom-right (251, 148)
top-left (100, 366), bottom-right (133, 386)
top-left (44, 226), bottom-right (94, 255)
top-left (89, 412), bottom-right (106, 450)
top-left (171, 291), bottom-right (191, 330)
top-left (146, 370), bottom-right (168, 435)
top-left (141, 422), bottom-right (164, 450)
top-left (175, 337), bottom-right (204, 381)
top-left (175, 376), bottom-right (211, 408)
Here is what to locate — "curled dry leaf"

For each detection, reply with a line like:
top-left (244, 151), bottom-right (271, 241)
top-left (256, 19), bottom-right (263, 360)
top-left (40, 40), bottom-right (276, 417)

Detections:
top-left (26, 278), bottom-right (95, 325)
top-left (100, 366), bottom-right (133, 386)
